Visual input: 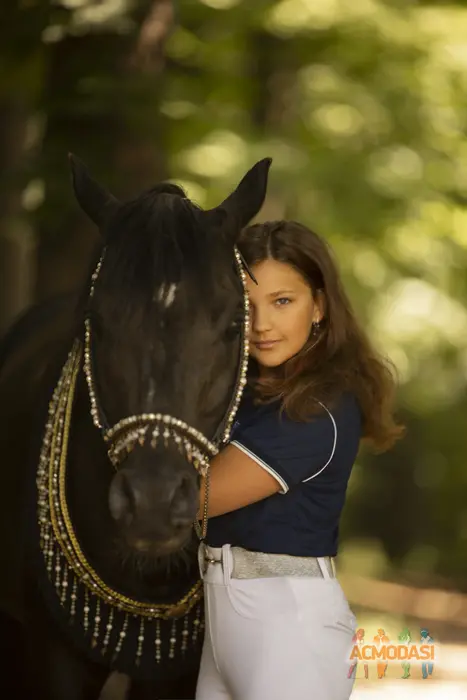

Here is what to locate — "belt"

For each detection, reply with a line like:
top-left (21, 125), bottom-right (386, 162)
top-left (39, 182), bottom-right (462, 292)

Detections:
top-left (201, 544), bottom-right (336, 579)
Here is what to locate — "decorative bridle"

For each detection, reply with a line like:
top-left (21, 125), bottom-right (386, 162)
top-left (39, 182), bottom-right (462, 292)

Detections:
top-left (36, 243), bottom-right (251, 669)
top-left (83, 245), bottom-right (250, 538)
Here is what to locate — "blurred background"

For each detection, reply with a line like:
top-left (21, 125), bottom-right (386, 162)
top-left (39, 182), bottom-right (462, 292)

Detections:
top-left (0, 0), bottom-right (466, 697)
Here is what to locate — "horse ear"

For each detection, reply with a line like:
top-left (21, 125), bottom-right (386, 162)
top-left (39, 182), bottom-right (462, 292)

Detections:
top-left (68, 153), bottom-right (120, 232)
top-left (206, 158), bottom-right (272, 237)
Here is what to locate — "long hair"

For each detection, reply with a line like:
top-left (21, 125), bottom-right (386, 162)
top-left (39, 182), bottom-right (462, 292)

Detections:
top-left (237, 220), bottom-right (405, 452)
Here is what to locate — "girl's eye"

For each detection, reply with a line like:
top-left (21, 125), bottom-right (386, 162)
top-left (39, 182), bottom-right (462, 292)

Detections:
top-left (275, 297), bottom-right (291, 306)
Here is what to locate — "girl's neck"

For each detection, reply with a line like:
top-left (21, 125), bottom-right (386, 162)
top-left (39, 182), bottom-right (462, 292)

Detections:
top-left (258, 366), bottom-right (283, 382)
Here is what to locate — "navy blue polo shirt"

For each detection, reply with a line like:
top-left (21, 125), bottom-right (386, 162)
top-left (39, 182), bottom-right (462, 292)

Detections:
top-left (206, 390), bottom-right (362, 557)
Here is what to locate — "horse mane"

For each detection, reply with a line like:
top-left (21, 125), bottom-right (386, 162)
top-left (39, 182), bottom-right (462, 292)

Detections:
top-left (0, 294), bottom-right (78, 380)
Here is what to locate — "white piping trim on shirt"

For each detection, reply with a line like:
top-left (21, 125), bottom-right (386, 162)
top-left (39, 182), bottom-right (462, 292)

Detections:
top-left (230, 440), bottom-right (289, 494)
top-left (301, 400), bottom-right (337, 483)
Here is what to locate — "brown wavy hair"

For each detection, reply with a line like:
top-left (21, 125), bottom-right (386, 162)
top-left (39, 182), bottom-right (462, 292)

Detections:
top-left (237, 220), bottom-right (405, 452)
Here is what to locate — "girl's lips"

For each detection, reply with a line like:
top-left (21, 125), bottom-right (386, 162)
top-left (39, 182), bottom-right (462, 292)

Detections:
top-left (254, 340), bottom-right (279, 349)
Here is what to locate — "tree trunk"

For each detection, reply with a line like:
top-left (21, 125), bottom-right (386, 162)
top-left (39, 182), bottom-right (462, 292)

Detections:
top-left (0, 101), bottom-right (36, 335)
top-left (34, 0), bottom-right (175, 303)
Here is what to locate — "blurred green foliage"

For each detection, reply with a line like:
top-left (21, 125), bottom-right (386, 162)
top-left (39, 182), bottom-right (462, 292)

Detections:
top-left (0, 0), bottom-right (466, 588)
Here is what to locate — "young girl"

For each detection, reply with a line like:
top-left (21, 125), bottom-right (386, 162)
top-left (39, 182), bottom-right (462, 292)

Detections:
top-left (195, 220), bottom-right (403, 700)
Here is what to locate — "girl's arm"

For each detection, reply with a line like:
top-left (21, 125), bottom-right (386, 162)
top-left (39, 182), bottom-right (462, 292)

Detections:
top-left (197, 444), bottom-right (282, 519)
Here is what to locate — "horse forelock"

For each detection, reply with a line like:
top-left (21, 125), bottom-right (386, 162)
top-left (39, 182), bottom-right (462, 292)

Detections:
top-left (93, 185), bottom-right (232, 318)
top-left (77, 184), bottom-right (241, 422)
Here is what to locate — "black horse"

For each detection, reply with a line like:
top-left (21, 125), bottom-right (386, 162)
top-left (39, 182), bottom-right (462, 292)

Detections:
top-left (0, 155), bottom-right (271, 699)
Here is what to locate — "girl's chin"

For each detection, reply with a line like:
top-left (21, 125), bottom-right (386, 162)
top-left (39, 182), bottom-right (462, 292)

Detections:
top-left (253, 354), bottom-right (286, 369)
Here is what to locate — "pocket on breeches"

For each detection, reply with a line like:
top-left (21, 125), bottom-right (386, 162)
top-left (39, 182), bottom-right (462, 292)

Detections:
top-left (289, 578), bottom-right (357, 655)
top-left (225, 576), bottom-right (298, 621)
top-left (328, 580), bottom-right (358, 635)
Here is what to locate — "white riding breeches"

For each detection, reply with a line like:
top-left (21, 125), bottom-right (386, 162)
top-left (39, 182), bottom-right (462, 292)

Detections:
top-left (195, 544), bottom-right (357, 700)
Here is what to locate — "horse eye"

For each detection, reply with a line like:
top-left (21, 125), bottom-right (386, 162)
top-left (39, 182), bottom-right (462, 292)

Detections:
top-left (225, 310), bottom-right (243, 340)
top-left (233, 312), bottom-right (243, 328)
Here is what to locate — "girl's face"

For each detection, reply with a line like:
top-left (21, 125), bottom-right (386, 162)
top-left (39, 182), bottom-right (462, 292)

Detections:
top-left (246, 258), bottom-right (324, 374)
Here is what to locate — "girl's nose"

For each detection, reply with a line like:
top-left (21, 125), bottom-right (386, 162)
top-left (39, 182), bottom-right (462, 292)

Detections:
top-left (251, 306), bottom-right (273, 332)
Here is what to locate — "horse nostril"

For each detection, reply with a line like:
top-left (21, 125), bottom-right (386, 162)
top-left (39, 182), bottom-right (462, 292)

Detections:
top-left (171, 512), bottom-right (195, 530)
top-left (109, 471), bottom-right (137, 525)
top-left (169, 474), bottom-right (195, 530)
top-left (178, 473), bottom-right (192, 500)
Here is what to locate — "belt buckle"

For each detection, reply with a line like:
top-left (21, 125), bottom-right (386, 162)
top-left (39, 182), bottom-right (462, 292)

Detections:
top-left (198, 543), bottom-right (217, 575)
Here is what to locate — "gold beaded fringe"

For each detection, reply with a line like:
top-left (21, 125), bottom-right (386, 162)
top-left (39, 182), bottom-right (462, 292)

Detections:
top-left (36, 341), bottom-right (204, 665)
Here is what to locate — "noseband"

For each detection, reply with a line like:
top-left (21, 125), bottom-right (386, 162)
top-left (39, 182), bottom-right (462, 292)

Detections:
top-left (83, 246), bottom-right (250, 537)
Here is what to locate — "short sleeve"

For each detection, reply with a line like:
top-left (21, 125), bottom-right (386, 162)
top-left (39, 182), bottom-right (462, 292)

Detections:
top-left (229, 393), bottom-right (361, 494)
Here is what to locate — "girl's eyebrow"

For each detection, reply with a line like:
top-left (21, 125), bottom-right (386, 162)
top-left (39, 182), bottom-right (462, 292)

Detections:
top-left (267, 289), bottom-right (295, 297)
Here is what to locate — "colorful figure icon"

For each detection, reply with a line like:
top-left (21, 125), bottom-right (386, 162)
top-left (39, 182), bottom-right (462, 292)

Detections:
top-left (420, 628), bottom-right (434, 679)
top-left (398, 627), bottom-right (411, 678)
top-left (373, 628), bottom-right (389, 679)
top-left (348, 628), bottom-right (369, 680)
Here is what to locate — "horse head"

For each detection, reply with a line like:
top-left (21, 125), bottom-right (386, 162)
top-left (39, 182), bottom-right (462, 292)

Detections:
top-left (69, 154), bottom-right (271, 558)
